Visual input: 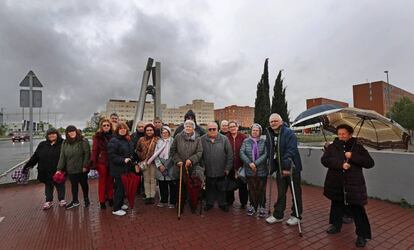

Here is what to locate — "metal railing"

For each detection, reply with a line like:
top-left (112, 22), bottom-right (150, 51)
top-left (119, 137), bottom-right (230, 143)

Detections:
top-left (0, 158), bottom-right (30, 179)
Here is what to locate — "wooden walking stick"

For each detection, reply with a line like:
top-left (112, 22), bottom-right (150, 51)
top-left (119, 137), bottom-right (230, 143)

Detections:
top-left (178, 163), bottom-right (183, 220)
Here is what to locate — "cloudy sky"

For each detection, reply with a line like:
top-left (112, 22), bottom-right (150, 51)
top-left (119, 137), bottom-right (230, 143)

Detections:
top-left (1, 0), bottom-right (413, 128)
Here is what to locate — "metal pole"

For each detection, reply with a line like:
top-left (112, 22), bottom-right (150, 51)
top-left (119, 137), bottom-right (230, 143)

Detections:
top-left (384, 71), bottom-right (391, 119)
top-left (29, 73), bottom-right (34, 156)
top-left (132, 70), bottom-right (150, 131)
top-left (154, 62), bottom-right (161, 118)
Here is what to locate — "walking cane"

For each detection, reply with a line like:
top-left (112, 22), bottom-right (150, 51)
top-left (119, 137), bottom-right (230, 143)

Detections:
top-left (178, 163), bottom-right (183, 220)
top-left (267, 163), bottom-right (273, 216)
top-left (290, 165), bottom-right (303, 237)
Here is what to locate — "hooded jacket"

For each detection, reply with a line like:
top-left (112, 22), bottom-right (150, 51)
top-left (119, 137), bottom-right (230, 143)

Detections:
top-left (173, 110), bottom-right (206, 137)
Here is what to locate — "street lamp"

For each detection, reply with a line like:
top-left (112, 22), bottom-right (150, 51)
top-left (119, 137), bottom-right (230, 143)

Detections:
top-left (384, 70), bottom-right (391, 119)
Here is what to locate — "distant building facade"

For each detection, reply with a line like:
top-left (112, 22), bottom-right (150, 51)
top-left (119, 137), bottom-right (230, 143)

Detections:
top-left (353, 81), bottom-right (414, 116)
top-left (214, 105), bottom-right (254, 128)
top-left (306, 97), bottom-right (349, 109)
top-left (104, 99), bottom-right (214, 125)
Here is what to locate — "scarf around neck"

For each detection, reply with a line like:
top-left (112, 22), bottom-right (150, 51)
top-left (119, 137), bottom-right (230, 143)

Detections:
top-left (251, 137), bottom-right (260, 161)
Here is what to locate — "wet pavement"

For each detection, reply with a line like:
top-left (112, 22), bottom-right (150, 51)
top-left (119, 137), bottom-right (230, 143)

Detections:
top-left (0, 180), bottom-right (413, 250)
top-left (0, 139), bottom-right (41, 174)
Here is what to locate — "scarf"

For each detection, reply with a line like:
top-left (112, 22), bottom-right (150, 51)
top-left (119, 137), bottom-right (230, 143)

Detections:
top-left (252, 137), bottom-right (259, 161)
top-left (159, 138), bottom-right (170, 159)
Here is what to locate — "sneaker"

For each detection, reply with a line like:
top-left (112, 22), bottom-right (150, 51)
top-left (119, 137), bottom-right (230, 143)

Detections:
top-left (157, 203), bottom-right (167, 208)
top-left (258, 208), bottom-right (267, 218)
top-left (59, 200), bottom-right (67, 207)
top-left (100, 202), bottom-right (106, 209)
top-left (42, 202), bottom-right (53, 210)
top-left (286, 216), bottom-right (300, 226)
top-left (326, 225), bottom-right (341, 234)
top-left (247, 207), bottom-right (256, 216)
top-left (121, 204), bottom-right (128, 210)
top-left (112, 210), bottom-right (126, 216)
top-left (84, 198), bottom-right (90, 208)
top-left (265, 215), bottom-right (284, 224)
top-left (66, 201), bottom-right (80, 210)
top-left (168, 204), bottom-right (176, 209)
top-left (355, 236), bottom-right (367, 248)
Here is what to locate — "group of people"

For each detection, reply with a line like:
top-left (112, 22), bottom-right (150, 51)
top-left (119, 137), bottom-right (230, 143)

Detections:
top-left (23, 109), bottom-right (374, 248)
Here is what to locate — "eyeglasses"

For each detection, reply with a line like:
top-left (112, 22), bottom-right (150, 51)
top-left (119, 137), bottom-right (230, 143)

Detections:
top-left (102, 124), bottom-right (110, 127)
top-left (208, 128), bottom-right (217, 132)
top-left (229, 126), bottom-right (237, 128)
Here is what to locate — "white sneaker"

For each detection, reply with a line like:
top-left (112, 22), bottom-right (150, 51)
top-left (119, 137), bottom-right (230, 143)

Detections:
top-left (286, 216), bottom-right (300, 226)
top-left (121, 204), bottom-right (128, 210)
top-left (42, 202), bottom-right (53, 210)
top-left (112, 210), bottom-right (126, 216)
top-left (266, 215), bottom-right (284, 224)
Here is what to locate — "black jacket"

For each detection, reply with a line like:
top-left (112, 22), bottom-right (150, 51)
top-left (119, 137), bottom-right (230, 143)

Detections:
top-left (321, 137), bottom-right (375, 205)
top-left (107, 135), bottom-right (137, 177)
top-left (173, 124), bottom-right (205, 138)
top-left (24, 138), bottom-right (63, 183)
top-left (131, 130), bottom-right (145, 150)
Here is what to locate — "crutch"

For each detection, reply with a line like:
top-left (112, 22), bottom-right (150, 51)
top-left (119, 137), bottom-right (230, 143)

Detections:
top-left (290, 165), bottom-right (303, 237)
top-left (177, 163), bottom-right (183, 220)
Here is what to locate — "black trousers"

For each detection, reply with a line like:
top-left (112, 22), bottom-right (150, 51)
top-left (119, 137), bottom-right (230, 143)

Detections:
top-left (44, 181), bottom-right (65, 202)
top-left (329, 200), bottom-right (372, 239)
top-left (113, 176), bottom-right (125, 211)
top-left (68, 173), bottom-right (89, 202)
top-left (226, 170), bottom-right (249, 206)
top-left (247, 176), bottom-right (267, 210)
top-left (273, 171), bottom-right (303, 219)
top-left (206, 177), bottom-right (226, 207)
top-left (159, 180), bottom-right (177, 205)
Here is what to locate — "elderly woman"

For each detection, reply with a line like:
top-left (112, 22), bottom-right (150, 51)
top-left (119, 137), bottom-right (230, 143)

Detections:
top-left (23, 128), bottom-right (65, 210)
top-left (321, 124), bottom-right (374, 248)
top-left (240, 123), bottom-right (268, 217)
top-left (90, 118), bottom-right (113, 209)
top-left (56, 125), bottom-right (91, 210)
top-left (154, 126), bottom-right (176, 208)
top-left (136, 123), bottom-right (159, 204)
top-left (170, 120), bottom-right (204, 213)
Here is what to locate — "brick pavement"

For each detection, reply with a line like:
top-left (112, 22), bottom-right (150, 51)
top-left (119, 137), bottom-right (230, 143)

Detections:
top-left (0, 180), bottom-right (413, 250)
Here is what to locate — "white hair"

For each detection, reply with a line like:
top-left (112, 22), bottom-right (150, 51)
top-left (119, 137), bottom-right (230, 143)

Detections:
top-left (220, 120), bottom-right (229, 126)
top-left (184, 120), bottom-right (196, 129)
top-left (269, 113), bottom-right (283, 122)
top-left (207, 122), bottom-right (218, 128)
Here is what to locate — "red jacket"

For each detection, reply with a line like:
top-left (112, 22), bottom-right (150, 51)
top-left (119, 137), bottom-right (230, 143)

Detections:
top-left (91, 132), bottom-right (112, 167)
top-left (226, 132), bottom-right (247, 170)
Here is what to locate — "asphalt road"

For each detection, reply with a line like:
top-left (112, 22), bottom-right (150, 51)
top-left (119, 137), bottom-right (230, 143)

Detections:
top-left (0, 139), bottom-right (41, 174)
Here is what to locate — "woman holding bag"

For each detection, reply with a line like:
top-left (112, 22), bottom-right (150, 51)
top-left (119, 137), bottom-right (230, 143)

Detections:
top-left (240, 123), bottom-right (268, 217)
top-left (153, 126), bottom-right (176, 208)
top-left (136, 123), bottom-right (159, 204)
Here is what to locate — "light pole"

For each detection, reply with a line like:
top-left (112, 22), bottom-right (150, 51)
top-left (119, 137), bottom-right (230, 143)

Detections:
top-left (384, 70), bottom-right (391, 119)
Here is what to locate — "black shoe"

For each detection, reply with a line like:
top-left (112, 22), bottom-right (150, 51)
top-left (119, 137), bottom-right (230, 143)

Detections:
top-left (144, 198), bottom-right (151, 205)
top-left (355, 236), bottom-right (367, 248)
top-left (204, 205), bottom-right (213, 211)
top-left (326, 225), bottom-right (341, 234)
top-left (84, 198), bottom-right (90, 208)
top-left (66, 201), bottom-right (80, 210)
top-left (100, 202), bottom-right (106, 209)
top-left (240, 204), bottom-right (246, 209)
top-left (150, 198), bottom-right (155, 204)
top-left (108, 199), bottom-right (113, 207)
top-left (220, 206), bottom-right (229, 212)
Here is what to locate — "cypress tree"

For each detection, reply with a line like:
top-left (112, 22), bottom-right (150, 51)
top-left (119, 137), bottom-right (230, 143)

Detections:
top-left (271, 70), bottom-right (290, 124)
top-left (254, 59), bottom-right (271, 129)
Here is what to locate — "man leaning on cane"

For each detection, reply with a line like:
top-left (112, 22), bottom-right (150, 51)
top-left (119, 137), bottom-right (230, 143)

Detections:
top-left (265, 113), bottom-right (303, 226)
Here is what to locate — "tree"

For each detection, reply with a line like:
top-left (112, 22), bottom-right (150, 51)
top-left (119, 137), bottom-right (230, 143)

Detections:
top-left (254, 59), bottom-right (271, 129)
top-left (271, 70), bottom-right (290, 124)
top-left (390, 96), bottom-right (414, 138)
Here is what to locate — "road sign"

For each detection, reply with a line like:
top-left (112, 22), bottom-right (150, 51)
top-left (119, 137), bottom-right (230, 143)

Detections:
top-left (20, 89), bottom-right (42, 108)
top-left (19, 71), bottom-right (43, 87)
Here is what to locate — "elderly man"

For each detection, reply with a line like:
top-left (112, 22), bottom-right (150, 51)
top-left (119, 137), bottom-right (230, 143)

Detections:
top-left (201, 122), bottom-right (233, 212)
top-left (265, 113), bottom-right (303, 226)
top-left (220, 120), bottom-right (229, 135)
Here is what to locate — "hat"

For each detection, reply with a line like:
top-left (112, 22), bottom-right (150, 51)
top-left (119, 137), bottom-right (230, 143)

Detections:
top-left (162, 126), bottom-right (172, 135)
top-left (65, 125), bottom-right (77, 132)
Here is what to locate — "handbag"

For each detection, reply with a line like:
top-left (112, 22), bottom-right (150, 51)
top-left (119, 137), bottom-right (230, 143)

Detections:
top-left (236, 167), bottom-right (247, 183)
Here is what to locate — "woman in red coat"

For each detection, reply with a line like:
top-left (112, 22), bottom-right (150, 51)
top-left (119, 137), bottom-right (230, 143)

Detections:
top-left (91, 118), bottom-right (114, 209)
top-left (321, 124), bottom-right (374, 248)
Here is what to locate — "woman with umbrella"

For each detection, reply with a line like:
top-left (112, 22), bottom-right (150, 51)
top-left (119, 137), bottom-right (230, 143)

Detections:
top-left (321, 124), bottom-right (374, 248)
top-left (107, 122), bottom-right (138, 216)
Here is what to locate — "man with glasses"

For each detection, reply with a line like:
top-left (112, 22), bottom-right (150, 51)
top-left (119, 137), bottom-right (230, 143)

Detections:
top-left (265, 113), bottom-right (303, 226)
top-left (201, 122), bottom-right (233, 212)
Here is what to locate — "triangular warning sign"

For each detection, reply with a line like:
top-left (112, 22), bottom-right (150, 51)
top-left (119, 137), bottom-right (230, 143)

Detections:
top-left (19, 70), bottom-right (43, 87)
